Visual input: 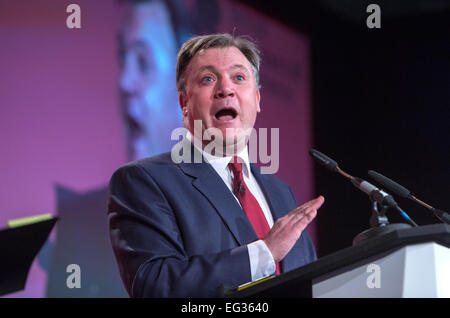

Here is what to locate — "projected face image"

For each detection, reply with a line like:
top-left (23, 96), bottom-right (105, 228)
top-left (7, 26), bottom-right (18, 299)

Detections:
top-left (119, 1), bottom-right (182, 160)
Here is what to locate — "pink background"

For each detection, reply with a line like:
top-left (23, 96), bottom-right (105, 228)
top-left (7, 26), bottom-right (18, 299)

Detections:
top-left (0, 0), bottom-right (126, 297)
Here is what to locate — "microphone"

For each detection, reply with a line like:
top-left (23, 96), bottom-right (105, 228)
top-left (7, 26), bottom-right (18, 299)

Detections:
top-left (368, 170), bottom-right (450, 224)
top-left (309, 149), bottom-right (339, 172)
top-left (351, 177), bottom-right (418, 226)
top-left (309, 149), bottom-right (352, 179)
top-left (309, 149), bottom-right (418, 226)
top-left (350, 177), bottom-right (399, 209)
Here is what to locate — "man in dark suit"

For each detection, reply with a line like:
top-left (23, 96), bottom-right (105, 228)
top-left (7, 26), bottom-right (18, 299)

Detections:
top-left (108, 33), bottom-right (324, 297)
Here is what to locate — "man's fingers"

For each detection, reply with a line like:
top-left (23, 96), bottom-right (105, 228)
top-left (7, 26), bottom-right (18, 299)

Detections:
top-left (294, 207), bottom-right (317, 226)
top-left (264, 196), bottom-right (325, 263)
top-left (291, 196), bottom-right (324, 225)
top-left (290, 196), bottom-right (325, 217)
top-left (302, 195), bottom-right (325, 210)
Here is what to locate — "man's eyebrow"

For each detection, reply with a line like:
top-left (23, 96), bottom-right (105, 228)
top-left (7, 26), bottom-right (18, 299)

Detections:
top-left (196, 65), bottom-right (217, 73)
top-left (229, 64), bottom-right (250, 72)
top-left (196, 64), bottom-right (250, 73)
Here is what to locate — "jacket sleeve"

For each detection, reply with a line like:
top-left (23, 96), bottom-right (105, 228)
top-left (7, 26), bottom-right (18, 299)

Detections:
top-left (107, 163), bottom-right (251, 297)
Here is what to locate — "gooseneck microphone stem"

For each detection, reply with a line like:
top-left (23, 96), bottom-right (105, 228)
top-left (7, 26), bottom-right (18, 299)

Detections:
top-left (309, 149), bottom-right (418, 227)
top-left (336, 166), bottom-right (353, 180)
top-left (368, 170), bottom-right (450, 224)
top-left (409, 196), bottom-right (450, 224)
top-left (410, 195), bottom-right (433, 210)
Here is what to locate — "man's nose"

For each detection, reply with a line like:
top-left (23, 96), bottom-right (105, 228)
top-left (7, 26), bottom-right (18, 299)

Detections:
top-left (214, 78), bottom-right (235, 98)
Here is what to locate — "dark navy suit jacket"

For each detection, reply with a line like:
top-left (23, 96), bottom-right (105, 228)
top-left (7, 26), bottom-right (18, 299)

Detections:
top-left (108, 150), bottom-right (317, 297)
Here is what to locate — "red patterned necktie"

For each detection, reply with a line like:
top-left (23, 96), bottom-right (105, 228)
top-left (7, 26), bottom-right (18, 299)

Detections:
top-left (228, 157), bottom-right (281, 275)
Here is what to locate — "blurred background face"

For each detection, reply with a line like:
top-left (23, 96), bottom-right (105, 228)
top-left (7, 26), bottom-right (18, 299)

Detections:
top-left (119, 0), bottom-right (182, 160)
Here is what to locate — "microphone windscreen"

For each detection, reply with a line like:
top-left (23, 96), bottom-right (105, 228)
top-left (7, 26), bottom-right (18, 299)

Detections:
top-left (368, 170), bottom-right (410, 198)
top-left (309, 149), bottom-right (339, 172)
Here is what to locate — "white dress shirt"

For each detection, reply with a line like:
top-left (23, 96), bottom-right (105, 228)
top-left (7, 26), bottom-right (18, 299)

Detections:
top-left (186, 132), bottom-right (276, 281)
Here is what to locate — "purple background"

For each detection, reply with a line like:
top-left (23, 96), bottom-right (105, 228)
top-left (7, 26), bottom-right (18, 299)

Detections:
top-left (1, 0), bottom-right (126, 297)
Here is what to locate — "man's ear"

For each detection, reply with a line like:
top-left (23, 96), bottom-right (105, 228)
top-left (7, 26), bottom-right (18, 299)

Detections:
top-left (256, 89), bottom-right (261, 113)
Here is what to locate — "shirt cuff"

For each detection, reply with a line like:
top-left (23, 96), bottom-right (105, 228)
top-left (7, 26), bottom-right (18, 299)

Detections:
top-left (247, 240), bottom-right (276, 281)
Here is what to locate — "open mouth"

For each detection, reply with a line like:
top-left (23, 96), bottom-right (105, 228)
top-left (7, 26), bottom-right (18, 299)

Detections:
top-left (215, 108), bottom-right (237, 121)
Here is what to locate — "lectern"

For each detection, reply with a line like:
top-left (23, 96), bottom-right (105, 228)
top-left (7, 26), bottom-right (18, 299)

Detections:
top-left (0, 217), bottom-right (57, 296)
top-left (229, 224), bottom-right (450, 298)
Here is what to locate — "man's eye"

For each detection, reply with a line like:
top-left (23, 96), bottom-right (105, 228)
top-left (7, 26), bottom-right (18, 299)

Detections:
top-left (235, 75), bottom-right (245, 81)
top-left (202, 76), bottom-right (214, 83)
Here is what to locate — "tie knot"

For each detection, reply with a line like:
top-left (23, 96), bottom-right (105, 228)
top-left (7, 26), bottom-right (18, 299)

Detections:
top-left (228, 157), bottom-right (243, 176)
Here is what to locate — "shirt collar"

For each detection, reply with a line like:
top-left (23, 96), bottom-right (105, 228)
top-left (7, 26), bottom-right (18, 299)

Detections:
top-left (186, 130), bottom-right (251, 177)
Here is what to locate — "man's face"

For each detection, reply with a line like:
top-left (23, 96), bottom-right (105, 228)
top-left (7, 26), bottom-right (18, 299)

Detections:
top-left (180, 47), bottom-right (261, 150)
top-left (119, 1), bottom-right (181, 160)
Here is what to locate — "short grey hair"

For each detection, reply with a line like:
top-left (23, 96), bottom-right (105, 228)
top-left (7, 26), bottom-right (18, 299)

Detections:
top-left (176, 33), bottom-right (261, 93)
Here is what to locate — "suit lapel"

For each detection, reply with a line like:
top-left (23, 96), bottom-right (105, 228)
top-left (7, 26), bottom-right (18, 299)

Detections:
top-left (179, 149), bottom-right (297, 273)
top-left (250, 164), bottom-right (287, 222)
top-left (178, 143), bottom-right (258, 246)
